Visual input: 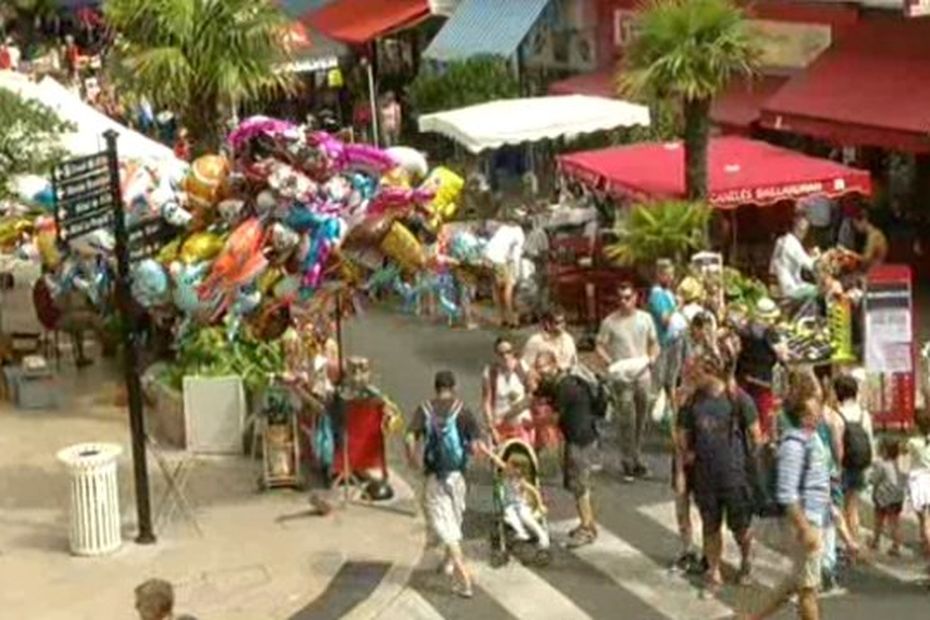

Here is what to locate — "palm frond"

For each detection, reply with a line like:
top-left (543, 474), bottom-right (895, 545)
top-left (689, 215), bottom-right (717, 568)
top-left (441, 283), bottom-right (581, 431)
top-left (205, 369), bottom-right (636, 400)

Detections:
top-left (605, 200), bottom-right (711, 266)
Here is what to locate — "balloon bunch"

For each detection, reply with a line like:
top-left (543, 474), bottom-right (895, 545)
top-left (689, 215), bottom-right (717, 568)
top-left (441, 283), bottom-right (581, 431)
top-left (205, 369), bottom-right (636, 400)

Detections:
top-left (1, 114), bottom-right (470, 350)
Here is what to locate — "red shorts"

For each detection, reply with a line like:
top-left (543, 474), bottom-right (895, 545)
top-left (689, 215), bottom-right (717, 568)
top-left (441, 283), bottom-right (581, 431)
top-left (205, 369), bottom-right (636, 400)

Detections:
top-left (531, 401), bottom-right (562, 450)
top-left (745, 383), bottom-right (777, 441)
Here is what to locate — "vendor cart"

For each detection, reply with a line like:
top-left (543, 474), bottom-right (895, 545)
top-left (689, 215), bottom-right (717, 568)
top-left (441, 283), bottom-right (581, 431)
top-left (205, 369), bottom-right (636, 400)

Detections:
top-left (256, 379), bottom-right (303, 491)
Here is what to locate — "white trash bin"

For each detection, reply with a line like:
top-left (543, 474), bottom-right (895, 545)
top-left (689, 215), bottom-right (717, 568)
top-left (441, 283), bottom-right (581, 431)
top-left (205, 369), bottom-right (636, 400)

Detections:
top-left (57, 443), bottom-right (123, 556)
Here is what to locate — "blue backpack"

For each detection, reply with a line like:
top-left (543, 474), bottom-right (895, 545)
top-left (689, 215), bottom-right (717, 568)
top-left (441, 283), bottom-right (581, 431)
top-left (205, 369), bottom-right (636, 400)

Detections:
top-left (422, 399), bottom-right (468, 475)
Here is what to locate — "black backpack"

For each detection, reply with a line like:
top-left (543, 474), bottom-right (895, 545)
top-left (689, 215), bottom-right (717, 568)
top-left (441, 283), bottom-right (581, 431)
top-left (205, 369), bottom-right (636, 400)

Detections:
top-left (569, 366), bottom-right (610, 419)
top-left (838, 408), bottom-right (872, 470)
top-left (752, 434), bottom-right (810, 518)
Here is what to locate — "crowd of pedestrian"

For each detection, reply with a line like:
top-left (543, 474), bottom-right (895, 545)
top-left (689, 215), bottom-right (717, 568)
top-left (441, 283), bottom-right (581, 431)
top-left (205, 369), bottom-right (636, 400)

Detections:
top-left (401, 256), bottom-right (930, 618)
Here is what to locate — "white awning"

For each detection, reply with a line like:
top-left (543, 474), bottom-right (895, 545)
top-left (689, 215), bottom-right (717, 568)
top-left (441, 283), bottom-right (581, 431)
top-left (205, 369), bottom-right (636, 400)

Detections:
top-left (0, 72), bottom-right (178, 163)
top-left (417, 95), bottom-right (650, 153)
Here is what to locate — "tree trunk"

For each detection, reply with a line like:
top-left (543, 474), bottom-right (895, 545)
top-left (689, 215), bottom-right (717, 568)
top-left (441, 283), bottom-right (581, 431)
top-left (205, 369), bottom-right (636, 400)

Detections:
top-left (185, 91), bottom-right (221, 156)
top-left (683, 96), bottom-right (711, 201)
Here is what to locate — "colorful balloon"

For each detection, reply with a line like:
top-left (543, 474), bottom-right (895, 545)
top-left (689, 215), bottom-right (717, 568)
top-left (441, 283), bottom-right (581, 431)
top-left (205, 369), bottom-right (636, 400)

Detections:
top-left (131, 259), bottom-right (169, 308)
top-left (184, 154), bottom-right (230, 208)
top-left (180, 232), bottom-right (225, 264)
top-left (379, 221), bottom-right (424, 273)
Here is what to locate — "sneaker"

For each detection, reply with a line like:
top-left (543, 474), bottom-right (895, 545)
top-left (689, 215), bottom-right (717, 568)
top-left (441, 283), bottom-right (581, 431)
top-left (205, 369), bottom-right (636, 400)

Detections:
top-left (621, 462), bottom-right (636, 483)
top-left (566, 526), bottom-right (597, 548)
top-left (436, 559), bottom-right (454, 576)
top-left (689, 555), bottom-right (710, 576)
top-left (451, 581), bottom-right (474, 598)
top-left (670, 551), bottom-right (699, 574)
top-left (736, 563), bottom-right (752, 586)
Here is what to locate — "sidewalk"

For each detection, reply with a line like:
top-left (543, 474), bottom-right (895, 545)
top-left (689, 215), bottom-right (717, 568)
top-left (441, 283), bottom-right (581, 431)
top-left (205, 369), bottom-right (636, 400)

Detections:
top-left (0, 359), bottom-right (425, 620)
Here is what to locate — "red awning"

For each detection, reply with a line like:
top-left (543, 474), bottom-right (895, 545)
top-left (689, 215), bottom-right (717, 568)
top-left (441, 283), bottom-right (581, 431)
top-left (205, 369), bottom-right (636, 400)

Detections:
top-left (760, 17), bottom-right (930, 153)
top-left (549, 70), bottom-right (785, 133)
top-left (711, 75), bottom-right (788, 133)
top-left (306, 0), bottom-right (430, 45)
top-left (557, 136), bottom-right (871, 208)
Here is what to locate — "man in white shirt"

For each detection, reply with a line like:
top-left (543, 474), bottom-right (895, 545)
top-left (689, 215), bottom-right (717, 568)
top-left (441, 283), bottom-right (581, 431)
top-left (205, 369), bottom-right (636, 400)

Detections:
top-left (597, 282), bottom-right (660, 482)
top-left (484, 222), bottom-right (525, 328)
top-left (770, 213), bottom-right (819, 301)
top-left (522, 310), bottom-right (577, 371)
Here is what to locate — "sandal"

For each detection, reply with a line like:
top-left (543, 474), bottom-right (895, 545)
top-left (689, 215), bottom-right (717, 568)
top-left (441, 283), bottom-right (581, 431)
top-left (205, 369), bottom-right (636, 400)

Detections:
top-left (700, 575), bottom-right (723, 600)
top-left (566, 526), bottom-right (597, 549)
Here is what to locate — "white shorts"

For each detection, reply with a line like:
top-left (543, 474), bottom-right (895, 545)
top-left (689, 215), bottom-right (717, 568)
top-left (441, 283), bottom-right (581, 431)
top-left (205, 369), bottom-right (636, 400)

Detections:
top-left (424, 472), bottom-right (467, 545)
top-left (908, 470), bottom-right (930, 513)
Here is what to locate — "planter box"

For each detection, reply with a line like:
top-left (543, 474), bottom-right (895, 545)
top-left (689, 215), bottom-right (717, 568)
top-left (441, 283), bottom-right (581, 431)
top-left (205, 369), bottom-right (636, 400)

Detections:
top-left (183, 375), bottom-right (246, 455)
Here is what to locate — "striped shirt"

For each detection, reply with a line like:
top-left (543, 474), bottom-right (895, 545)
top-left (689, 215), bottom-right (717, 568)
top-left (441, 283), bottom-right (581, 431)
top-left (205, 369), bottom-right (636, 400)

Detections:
top-left (776, 428), bottom-right (831, 527)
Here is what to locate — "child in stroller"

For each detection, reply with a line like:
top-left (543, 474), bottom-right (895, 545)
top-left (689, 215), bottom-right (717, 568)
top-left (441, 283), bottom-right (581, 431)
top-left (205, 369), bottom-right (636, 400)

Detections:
top-left (482, 439), bottom-right (551, 566)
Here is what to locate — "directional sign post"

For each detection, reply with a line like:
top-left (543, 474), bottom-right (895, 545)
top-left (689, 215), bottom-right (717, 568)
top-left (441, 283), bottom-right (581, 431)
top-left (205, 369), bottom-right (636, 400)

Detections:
top-left (52, 131), bottom-right (156, 544)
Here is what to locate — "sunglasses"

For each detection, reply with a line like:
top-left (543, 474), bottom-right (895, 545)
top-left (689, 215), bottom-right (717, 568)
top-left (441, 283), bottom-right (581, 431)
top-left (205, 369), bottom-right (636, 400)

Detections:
top-left (619, 293), bottom-right (635, 302)
top-left (497, 348), bottom-right (514, 356)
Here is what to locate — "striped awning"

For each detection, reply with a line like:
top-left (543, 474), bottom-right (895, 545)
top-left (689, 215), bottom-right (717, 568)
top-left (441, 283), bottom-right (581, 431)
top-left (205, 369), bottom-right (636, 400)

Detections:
top-left (423, 0), bottom-right (550, 62)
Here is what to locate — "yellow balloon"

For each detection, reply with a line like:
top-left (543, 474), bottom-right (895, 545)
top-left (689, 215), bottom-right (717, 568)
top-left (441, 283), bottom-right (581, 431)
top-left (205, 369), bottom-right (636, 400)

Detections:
top-left (379, 222), bottom-right (424, 273)
top-left (0, 216), bottom-right (34, 247)
top-left (184, 154), bottom-right (230, 209)
top-left (36, 230), bottom-right (61, 268)
top-left (421, 167), bottom-right (463, 225)
top-left (381, 167), bottom-right (410, 189)
top-left (157, 238), bottom-right (181, 264)
top-left (180, 232), bottom-right (225, 264)
top-left (256, 266), bottom-right (283, 294)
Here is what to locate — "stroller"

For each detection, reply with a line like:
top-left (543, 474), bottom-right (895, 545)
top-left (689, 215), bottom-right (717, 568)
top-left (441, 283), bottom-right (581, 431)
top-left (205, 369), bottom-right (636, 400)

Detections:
top-left (488, 438), bottom-right (552, 567)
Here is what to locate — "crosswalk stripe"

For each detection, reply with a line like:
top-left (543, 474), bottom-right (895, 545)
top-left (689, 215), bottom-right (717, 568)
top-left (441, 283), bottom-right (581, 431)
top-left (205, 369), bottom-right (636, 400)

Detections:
top-left (857, 525), bottom-right (927, 584)
top-left (637, 500), bottom-right (793, 590)
top-left (470, 554), bottom-right (593, 620)
top-left (550, 519), bottom-right (734, 620)
top-left (378, 588), bottom-right (446, 620)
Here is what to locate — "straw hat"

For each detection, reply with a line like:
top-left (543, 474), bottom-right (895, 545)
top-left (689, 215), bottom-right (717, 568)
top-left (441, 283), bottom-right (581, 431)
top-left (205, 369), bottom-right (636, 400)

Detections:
top-left (677, 276), bottom-right (704, 303)
top-left (754, 297), bottom-right (781, 322)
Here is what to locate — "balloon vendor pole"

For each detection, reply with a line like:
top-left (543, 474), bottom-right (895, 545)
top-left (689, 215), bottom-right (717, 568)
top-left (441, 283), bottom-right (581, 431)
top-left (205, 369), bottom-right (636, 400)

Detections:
top-left (334, 290), bottom-right (350, 506)
top-left (365, 57), bottom-right (379, 147)
top-left (105, 130), bottom-right (156, 544)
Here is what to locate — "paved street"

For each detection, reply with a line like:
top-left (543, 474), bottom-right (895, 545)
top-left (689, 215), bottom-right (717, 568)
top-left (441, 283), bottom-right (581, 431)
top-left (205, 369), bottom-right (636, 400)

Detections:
top-left (343, 307), bottom-right (930, 620)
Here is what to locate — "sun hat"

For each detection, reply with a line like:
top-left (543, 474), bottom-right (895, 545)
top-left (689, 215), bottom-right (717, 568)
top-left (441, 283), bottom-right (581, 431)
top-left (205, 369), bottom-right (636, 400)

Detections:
top-left (677, 276), bottom-right (704, 303)
top-left (755, 297), bottom-right (780, 321)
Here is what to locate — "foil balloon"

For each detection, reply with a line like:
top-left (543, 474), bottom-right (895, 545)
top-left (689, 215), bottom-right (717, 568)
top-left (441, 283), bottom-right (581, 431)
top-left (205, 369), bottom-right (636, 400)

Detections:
top-left (343, 143), bottom-right (397, 173)
top-left (162, 200), bottom-right (193, 228)
top-left (227, 115), bottom-right (298, 153)
top-left (267, 161), bottom-right (317, 201)
top-left (257, 266), bottom-right (283, 294)
top-left (254, 190), bottom-right (279, 218)
top-left (158, 238), bottom-right (182, 264)
top-left (379, 221), bottom-right (424, 273)
top-left (367, 185), bottom-right (434, 217)
top-left (180, 231), bottom-right (224, 264)
top-left (342, 213), bottom-right (395, 250)
top-left (381, 167), bottom-right (410, 189)
top-left (270, 222), bottom-right (300, 255)
top-left (185, 154), bottom-right (230, 208)
top-left (0, 216), bottom-right (35, 247)
top-left (385, 146), bottom-right (428, 180)
top-left (421, 167), bottom-right (464, 226)
top-left (170, 261), bottom-right (210, 315)
top-left (350, 172), bottom-right (378, 201)
top-left (199, 217), bottom-right (269, 318)
top-left (36, 229), bottom-right (61, 268)
top-left (217, 198), bottom-right (246, 224)
top-left (272, 273), bottom-right (300, 299)
top-left (131, 259), bottom-right (169, 308)
top-left (226, 286), bottom-right (263, 341)
top-left (284, 204), bottom-right (323, 233)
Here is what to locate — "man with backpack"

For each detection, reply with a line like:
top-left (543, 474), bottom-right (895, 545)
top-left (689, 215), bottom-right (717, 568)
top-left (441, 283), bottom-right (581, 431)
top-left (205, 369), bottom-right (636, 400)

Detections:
top-left (749, 370), bottom-right (831, 620)
top-left (678, 354), bottom-right (762, 596)
top-left (405, 370), bottom-right (487, 598)
top-left (535, 351), bottom-right (603, 548)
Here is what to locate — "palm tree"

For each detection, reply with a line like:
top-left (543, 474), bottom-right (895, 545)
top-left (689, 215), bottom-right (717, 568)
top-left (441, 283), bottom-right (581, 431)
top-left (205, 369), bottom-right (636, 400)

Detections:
top-left (104, 0), bottom-right (296, 151)
top-left (619, 0), bottom-right (759, 200)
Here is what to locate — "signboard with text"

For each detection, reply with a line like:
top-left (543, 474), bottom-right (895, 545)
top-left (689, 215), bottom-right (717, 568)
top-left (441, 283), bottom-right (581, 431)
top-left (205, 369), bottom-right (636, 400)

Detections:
top-left (906, 0), bottom-right (930, 17)
top-left (864, 265), bottom-right (916, 430)
top-left (51, 152), bottom-right (115, 243)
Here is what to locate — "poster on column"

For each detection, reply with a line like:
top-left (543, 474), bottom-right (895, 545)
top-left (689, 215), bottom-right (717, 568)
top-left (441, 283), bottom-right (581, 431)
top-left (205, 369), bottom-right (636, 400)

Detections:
top-left (863, 265), bottom-right (916, 430)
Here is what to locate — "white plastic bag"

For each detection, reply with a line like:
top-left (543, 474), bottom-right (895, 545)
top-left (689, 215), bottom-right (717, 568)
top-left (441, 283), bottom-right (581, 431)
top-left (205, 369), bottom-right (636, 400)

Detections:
top-left (651, 389), bottom-right (671, 425)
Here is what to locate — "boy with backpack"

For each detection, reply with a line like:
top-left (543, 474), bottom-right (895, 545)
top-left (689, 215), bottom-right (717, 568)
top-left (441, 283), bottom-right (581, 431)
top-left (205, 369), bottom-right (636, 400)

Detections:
top-left (832, 374), bottom-right (873, 545)
top-left (406, 370), bottom-right (487, 598)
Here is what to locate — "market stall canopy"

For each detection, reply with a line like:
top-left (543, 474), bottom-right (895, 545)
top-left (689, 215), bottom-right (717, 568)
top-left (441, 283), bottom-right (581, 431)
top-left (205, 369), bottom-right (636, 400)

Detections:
top-left (422, 0), bottom-right (550, 62)
top-left (760, 16), bottom-right (930, 153)
top-left (557, 136), bottom-right (871, 209)
top-left (548, 69), bottom-right (787, 134)
top-left (0, 73), bottom-right (177, 163)
top-left (275, 18), bottom-right (346, 74)
top-left (305, 0), bottom-right (432, 45)
top-left (418, 95), bottom-right (650, 154)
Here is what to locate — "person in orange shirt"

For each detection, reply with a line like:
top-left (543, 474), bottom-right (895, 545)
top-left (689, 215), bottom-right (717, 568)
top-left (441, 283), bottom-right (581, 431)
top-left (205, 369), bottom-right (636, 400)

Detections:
top-left (852, 212), bottom-right (888, 269)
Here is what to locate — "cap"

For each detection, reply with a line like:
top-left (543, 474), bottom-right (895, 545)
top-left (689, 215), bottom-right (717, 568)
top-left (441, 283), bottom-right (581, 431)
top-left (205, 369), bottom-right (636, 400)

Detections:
top-left (755, 297), bottom-right (780, 321)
